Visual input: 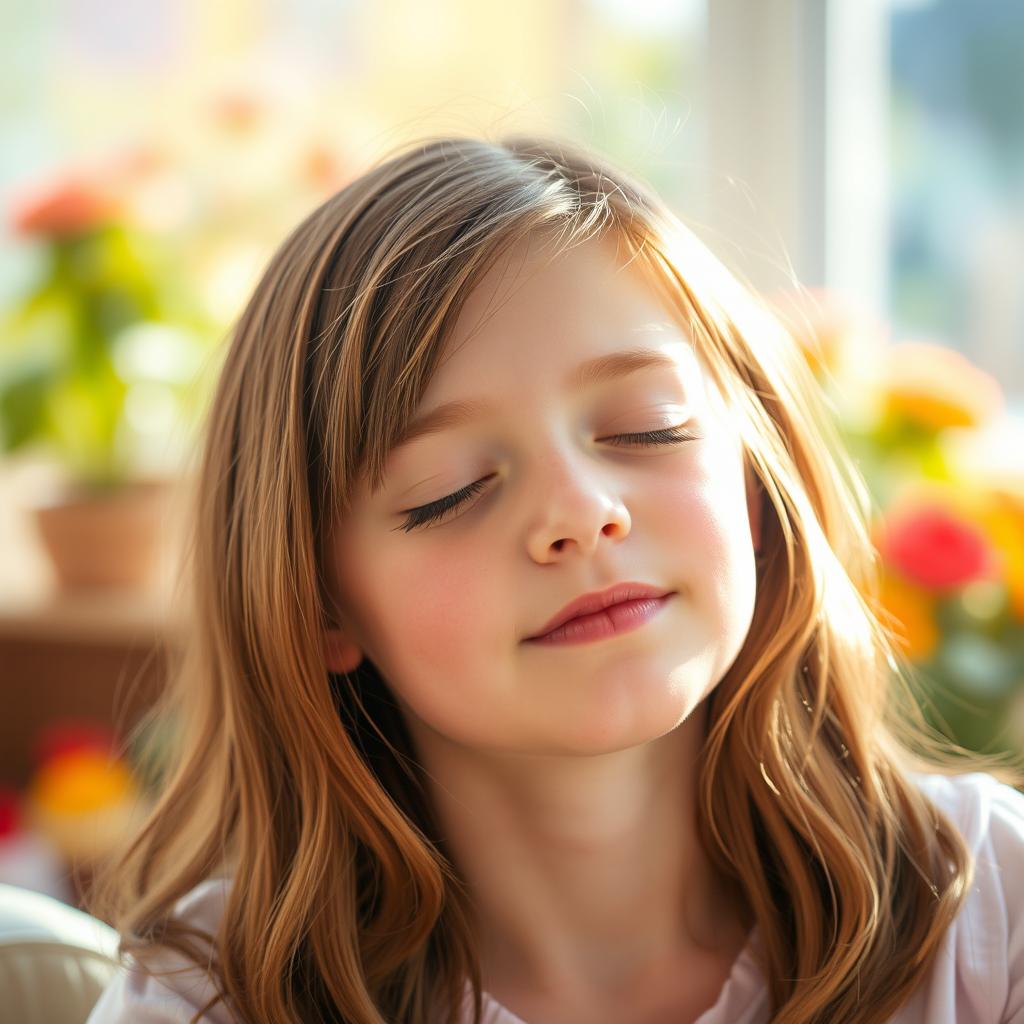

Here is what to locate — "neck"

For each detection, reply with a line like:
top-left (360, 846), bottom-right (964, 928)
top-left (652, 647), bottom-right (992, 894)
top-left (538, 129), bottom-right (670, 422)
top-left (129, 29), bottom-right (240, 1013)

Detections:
top-left (403, 700), bottom-right (752, 1000)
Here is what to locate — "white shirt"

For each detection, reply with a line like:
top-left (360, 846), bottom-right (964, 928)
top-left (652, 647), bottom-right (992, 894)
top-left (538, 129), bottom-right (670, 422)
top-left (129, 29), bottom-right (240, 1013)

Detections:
top-left (86, 770), bottom-right (1024, 1023)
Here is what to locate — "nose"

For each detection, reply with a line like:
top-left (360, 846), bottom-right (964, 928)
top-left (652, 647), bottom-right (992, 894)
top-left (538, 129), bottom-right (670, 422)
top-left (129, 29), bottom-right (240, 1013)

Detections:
top-left (524, 448), bottom-right (631, 562)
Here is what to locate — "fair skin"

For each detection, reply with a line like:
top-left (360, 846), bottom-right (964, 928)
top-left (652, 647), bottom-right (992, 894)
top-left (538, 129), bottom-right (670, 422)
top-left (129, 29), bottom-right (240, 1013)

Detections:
top-left (323, 233), bottom-right (763, 1024)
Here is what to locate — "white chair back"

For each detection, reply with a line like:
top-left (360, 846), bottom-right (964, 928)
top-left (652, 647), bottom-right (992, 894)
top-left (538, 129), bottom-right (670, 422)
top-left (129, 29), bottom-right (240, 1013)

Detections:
top-left (0, 884), bottom-right (120, 1024)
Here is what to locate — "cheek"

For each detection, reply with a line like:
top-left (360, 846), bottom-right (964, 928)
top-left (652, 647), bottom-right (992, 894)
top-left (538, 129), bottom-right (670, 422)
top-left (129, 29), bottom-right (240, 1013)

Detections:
top-left (656, 446), bottom-right (753, 559)
top-left (654, 441), bottom-right (758, 633)
top-left (394, 553), bottom-right (483, 652)
top-left (354, 544), bottom-right (496, 708)
top-left (700, 460), bottom-right (759, 659)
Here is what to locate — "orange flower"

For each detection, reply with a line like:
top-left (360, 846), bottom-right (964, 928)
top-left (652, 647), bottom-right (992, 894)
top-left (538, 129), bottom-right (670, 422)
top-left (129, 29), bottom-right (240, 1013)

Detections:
top-left (209, 89), bottom-right (265, 134)
top-left (9, 168), bottom-right (120, 238)
top-left (300, 143), bottom-right (351, 193)
top-left (882, 341), bottom-right (1003, 431)
top-left (29, 749), bottom-right (135, 816)
top-left (876, 572), bottom-right (939, 660)
top-left (27, 749), bottom-right (142, 864)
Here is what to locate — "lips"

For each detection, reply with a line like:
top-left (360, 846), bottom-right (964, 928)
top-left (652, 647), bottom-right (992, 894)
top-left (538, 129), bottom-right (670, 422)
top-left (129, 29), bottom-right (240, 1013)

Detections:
top-left (525, 582), bottom-right (675, 641)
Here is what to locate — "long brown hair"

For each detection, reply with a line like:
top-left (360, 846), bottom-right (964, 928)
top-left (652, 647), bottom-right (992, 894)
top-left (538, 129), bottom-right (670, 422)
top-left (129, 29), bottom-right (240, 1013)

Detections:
top-left (88, 132), bottom-right (1023, 1023)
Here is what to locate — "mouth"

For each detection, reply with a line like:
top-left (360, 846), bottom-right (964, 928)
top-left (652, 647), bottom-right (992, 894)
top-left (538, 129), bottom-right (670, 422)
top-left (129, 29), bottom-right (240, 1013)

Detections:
top-left (524, 591), bottom-right (675, 646)
top-left (525, 581), bottom-right (675, 640)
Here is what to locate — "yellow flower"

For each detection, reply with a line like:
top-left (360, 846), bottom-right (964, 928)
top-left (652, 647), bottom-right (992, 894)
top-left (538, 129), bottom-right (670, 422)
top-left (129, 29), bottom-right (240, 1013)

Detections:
top-left (883, 342), bottom-right (1003, 431)
top-left (970, 488), bottom-right (1024, 621)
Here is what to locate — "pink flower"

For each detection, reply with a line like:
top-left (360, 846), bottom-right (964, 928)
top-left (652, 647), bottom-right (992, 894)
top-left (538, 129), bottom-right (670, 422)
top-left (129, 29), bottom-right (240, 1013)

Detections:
top-left (881, 503), bottom-right (997, 592)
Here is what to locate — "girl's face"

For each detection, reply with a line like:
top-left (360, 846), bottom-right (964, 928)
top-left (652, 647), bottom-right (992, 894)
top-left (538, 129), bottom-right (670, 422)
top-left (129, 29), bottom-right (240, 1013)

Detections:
top-left (325, 233), bottom-right (762, 756)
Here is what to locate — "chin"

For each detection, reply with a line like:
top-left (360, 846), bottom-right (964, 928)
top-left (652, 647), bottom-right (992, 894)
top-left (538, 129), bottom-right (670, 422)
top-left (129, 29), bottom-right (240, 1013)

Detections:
top-left (541, 675), bottom-right (707, 756)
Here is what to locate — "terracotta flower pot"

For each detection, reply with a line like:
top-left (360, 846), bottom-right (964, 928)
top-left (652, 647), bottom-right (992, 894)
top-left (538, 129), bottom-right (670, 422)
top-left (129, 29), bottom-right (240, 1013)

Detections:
top-left (29, 478), bottom-right (172, 591)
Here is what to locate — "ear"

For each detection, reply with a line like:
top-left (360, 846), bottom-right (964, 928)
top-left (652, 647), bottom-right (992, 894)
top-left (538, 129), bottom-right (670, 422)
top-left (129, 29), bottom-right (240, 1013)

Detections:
top-left (744, 459), bottom-right (763, 553)
top-left (322, 628), bottom-right (365, 675)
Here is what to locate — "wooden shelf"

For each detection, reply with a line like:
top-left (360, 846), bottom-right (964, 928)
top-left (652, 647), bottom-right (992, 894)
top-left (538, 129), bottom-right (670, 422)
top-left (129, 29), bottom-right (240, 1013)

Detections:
top-left (0, 585), bottom-right (183, 647)
top-left (0, 456), bottom-right (185, 785)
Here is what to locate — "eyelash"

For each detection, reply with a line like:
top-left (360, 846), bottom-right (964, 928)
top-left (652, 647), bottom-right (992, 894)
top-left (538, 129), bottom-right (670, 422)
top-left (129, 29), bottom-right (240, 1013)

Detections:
top-left (395, 423), bottom-right (702, 534)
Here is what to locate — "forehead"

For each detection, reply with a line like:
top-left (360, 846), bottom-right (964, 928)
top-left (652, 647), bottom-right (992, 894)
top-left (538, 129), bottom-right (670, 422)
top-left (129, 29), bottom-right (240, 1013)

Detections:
top-left (435, 233), bottom-right (689, 382)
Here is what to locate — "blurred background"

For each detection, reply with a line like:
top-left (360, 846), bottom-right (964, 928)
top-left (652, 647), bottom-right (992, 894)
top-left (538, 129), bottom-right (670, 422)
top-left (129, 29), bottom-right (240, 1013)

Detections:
top-left (0, 0), bottom-right (1022, 907)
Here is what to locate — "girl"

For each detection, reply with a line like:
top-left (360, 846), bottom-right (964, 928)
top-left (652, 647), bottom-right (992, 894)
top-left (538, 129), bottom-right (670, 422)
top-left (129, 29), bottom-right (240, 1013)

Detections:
top-left (85, 133), bottom-right (1024, 1024)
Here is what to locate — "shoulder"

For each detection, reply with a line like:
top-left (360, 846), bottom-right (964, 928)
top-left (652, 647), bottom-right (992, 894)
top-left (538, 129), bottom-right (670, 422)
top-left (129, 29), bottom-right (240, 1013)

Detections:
top-left (910, 769), bottom-right (1024, 849)
top-left (85, 877), bottom-right (237, 1024)
top-left (902, 770), bottom-right (1024, 1024)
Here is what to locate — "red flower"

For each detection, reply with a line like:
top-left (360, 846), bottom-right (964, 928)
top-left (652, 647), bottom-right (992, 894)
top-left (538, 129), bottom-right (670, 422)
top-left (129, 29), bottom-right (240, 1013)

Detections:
top-left (881, 504), bottom-right (996, 592)
top-left (32, 720), bottom-right (116, 768)
top-left (0, 787), bottom-right (20, 839)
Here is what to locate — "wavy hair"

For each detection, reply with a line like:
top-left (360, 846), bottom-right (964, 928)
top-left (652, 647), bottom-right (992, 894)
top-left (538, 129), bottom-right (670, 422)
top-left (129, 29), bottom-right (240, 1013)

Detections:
top-left (87, 132), bottom-right (1022, 1023)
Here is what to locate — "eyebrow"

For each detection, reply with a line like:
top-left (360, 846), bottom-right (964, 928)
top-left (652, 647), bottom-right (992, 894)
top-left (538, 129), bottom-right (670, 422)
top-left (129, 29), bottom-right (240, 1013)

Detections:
top-left (392, 346), bottom-right (684, 451)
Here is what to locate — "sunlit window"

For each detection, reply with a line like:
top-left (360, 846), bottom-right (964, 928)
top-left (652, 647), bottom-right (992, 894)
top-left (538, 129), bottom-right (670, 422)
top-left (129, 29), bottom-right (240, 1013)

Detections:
top-left (890, 0), bottom-right (1024, 403)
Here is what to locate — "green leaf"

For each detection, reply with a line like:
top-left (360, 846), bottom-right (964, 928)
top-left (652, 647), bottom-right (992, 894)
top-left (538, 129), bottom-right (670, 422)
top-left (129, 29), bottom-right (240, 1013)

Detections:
top-left (0, 361), bottom-right (53, 450)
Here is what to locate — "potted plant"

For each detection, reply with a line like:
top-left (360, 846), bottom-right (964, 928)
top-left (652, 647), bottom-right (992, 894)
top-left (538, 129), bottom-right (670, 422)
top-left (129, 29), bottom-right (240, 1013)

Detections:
top-left (1, 88), bottom-right (356, 591)
top-left (0, 152), bottom-right (212, 590)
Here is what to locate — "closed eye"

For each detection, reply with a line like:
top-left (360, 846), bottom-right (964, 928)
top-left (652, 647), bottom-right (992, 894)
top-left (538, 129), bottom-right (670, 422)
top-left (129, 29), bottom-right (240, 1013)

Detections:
top-left (392, 423), bottom-right (702, 534)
